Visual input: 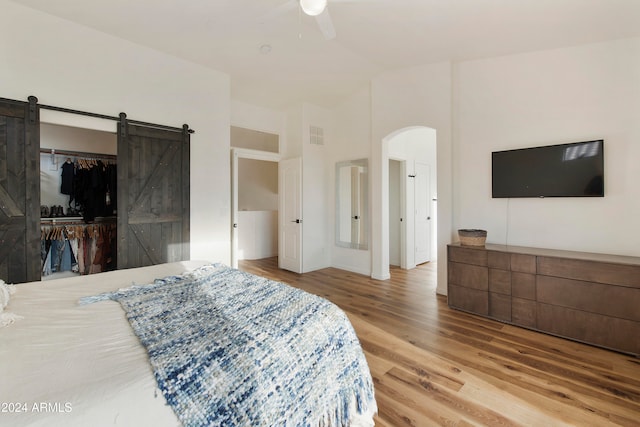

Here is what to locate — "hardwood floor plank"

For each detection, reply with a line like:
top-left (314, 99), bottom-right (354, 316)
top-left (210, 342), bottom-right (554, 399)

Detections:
top-left (358, 338), bottom-right (465, 393)
top-left (374, 375), bottom-right (470, 426)
top-left (239, 258), bottom-right (640, 426)
top-left (385, 367), bottom-right (520, 427)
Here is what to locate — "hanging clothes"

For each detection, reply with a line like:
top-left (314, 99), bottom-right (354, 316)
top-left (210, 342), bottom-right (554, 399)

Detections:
top-left (40, 222), bottom-right (116, 277)
top-left (69, 159), bottom-right (117, 222)
top-left (60, 159), bottom-right (75, 196)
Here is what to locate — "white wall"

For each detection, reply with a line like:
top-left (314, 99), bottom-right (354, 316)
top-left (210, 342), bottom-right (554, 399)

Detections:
top-left (40, 123), bottom-right (117, 155)
top-left (1, 0), bottom-right (231, 264)
top-left (233, 92), bottom-right (374, 276)
top-left (363, 37), bottom-right (639, 295)
top-left (231, 100), bottom-right (287, 154)
top-left (238, 158), bottom-right (278, 211)
top-left (329, 88), bottom-right (373, 275)
top-left (301, 103), bottom-right (332, 272)
top-left (455, 37), bottom-right (640, 257)
top-left (284, 106), bottom-right (304, 159)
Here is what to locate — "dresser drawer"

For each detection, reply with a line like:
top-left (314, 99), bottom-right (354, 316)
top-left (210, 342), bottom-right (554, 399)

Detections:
top-left (448, 246), bottom-right (487, 266)
top-left (488, 251), bottom-right (510, 269)
top-left (489, 268), bottom-right (511, 295)
top-left (448, 262), bottom-right (488, 291)
top-left (538, 256), bottom-right (640, 288)
top-left (512, 298), bottom-right (536, 328)
top-left (448, 284), bottom-right (488, 316)
top-left (537, 275), bottom-right (640, 322)
top-left (512, 272), bottom-right (536, 300)
top-left (490, 292), bottom-right (511, 322)
top-left (511, 253), bottom-right (536, 274)
top-left (537, 303), bottom-right (640, 355)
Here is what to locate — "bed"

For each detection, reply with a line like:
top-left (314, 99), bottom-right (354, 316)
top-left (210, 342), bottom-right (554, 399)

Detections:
top-left (0, 261), bottom-right (376, 426)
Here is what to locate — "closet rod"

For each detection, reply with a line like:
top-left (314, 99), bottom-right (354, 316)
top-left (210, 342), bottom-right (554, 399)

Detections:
top-left (40, 217), bottom-right (117, 226)
top-left (38, 102), bottom-right (194, 134)
top-left (39, 148), bottom-right (117, 161)
top-left (40, 221), bottom-right (116, 227)
top-left (39, 103), bottom-right (118, 122)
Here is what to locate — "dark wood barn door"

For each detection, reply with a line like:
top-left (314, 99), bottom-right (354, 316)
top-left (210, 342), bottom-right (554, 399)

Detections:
top-left (117, 121), bottom-right (190, 269)
top-left (0, 97), bottom-right (40, 283)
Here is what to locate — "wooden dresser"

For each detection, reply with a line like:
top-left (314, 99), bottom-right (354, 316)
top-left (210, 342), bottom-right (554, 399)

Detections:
top-left (447, 243), bottom-right (640, 356)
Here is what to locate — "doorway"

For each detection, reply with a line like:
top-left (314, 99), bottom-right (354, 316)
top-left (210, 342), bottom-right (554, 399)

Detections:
top-left (386, 127), bottom-right (437, 271)
top-left (39, 121), bottom-right (118, 280)
top-left (230, 127), bottom-right (281, 268)
top-left (237, 158), bottom-right (278, 261)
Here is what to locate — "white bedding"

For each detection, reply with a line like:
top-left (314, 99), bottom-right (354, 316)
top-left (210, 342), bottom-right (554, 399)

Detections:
top-left (0, 261), bottom-right (210, 427)
top-left (0, 261), bottom-right (376, 427)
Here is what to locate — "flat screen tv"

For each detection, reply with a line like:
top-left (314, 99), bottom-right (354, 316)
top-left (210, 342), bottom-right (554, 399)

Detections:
top-left (492, 140), bottom-right (604, 198)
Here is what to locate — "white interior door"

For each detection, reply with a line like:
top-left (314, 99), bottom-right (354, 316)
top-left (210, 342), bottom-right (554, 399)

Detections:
top-left (388, 160), bottom-right (401, 266)
top-left (279, 157), bottom-right (302, 273)
top-left (414, 162), bottom-right (431, 264)
top-left (230, 149), bottom-right (239, 268)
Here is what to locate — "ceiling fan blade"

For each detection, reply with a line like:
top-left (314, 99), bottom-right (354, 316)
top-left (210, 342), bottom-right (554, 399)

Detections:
top-left (315, 7), bottom-right (336, 40)
top-left (258, 0), bottom-right (297, 22)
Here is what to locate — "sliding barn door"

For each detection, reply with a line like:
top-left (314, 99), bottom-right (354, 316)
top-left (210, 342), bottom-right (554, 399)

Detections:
top-left (117, 120), bottom-right (190, 269)
top-left (0, 97), bottom-right (40, 283)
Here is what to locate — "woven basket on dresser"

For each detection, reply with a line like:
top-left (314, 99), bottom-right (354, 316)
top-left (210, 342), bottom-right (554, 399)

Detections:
top-left (458, 229), bottom-right (487, 246)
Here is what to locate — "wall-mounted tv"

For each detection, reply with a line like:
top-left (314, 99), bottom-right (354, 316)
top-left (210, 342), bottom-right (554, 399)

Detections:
top-left (492, 140), bottom-right (604, 198)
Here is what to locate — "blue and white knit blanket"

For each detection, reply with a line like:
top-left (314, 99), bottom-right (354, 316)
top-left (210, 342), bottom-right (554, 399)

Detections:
top-left (81, 263), bottom-right (376, 426)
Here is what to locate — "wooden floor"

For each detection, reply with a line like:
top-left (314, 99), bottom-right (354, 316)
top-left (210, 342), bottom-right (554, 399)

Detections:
top-left (239, 257), bottom-right (640, 427)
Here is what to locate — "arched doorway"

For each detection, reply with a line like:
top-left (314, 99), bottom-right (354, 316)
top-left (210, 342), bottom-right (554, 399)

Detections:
top-left (372, 125), bottom-right (444, 285)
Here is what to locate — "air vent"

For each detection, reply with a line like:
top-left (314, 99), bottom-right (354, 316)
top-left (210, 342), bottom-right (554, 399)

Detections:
top-left (309, 125), bottom-right (324, 146)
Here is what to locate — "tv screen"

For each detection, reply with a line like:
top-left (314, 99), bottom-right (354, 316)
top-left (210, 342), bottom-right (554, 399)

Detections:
top-left (492, 140), bottom-right (604, 198)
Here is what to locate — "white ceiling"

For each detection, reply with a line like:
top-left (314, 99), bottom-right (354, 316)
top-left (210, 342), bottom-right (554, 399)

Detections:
top-left (10, 0), bottom-right (640, 109)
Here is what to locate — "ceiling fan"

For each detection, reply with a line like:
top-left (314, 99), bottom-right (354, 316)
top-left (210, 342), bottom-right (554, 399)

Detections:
top-left (265, 0), bottom-right (366, 41)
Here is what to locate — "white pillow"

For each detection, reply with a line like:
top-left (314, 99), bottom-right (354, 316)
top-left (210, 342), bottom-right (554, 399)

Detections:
top-left (0, 280), bottom-right (22, 327)
top-left (0, 279), bottom-right (9, 312)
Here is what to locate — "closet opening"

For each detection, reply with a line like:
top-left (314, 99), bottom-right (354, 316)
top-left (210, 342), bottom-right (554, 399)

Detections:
top-left (0, 95), bottom-right (193, 284)
top-left (39, 121), bottom-right (118, 280)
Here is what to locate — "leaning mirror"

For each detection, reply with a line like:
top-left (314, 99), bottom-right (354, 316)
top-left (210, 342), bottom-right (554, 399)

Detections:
top-left (336, 159), bottom-right (368, 250)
